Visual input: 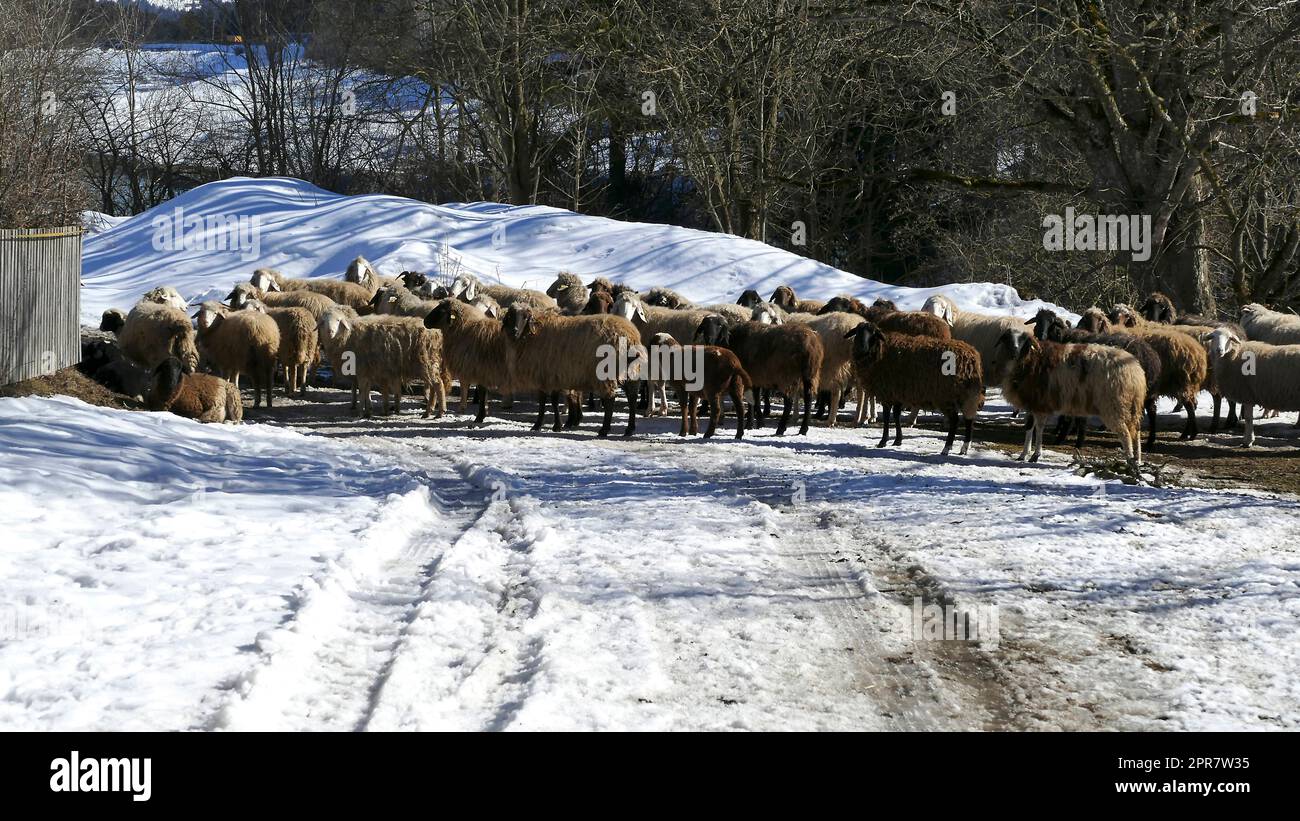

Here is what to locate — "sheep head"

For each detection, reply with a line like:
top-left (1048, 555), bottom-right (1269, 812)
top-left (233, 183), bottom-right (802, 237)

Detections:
top-left (872, 298), bottom-right (898, 312)
top-left (770, 285), bottom-right (798, 312)
top-left (1139, 292), bottom-right (1176, 323)
top-left (399, 271), bottom-right (428, 291)
top-left (250, 269), bottom-right (281, 293)
top-left (142, 286), bottom-right (188, 311)
top-left (1077, 307), bottom-right (1110, 333)
top-left (502, 305), bottom-right (540, 340)
top-left (752, 303), bottom-right (783, 325)
top-left (583, 291), bottom-right (613, 315)
top-left (423, 300), bottom-right (459, 330)
top-left (1205, 327), bottom-right (1242, 359)
top-left (546, 272), bottom-right (585, 299)
top-left (736, 289), bottom-right (762, 308)
top-left (844, 321), bottom-right (883, 364)
top-left (1108, 304), bottom-right (1140, 327)
top-left (693, 315), bottom-right (729, 346)
top-left (449, 273), bottom-right (479, 301)
top-left (611, 293), bottom-right (648, 327)
top-left (921, 295), bottom-right (957, 326)
top-left (345, 256), bottom-right (377, 288)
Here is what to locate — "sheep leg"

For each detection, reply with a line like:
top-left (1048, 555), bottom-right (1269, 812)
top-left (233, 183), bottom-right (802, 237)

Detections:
top-left (566, 394), bottom-right (584, 429)
top-left (1211, 394), bottom-right (1223, 433)
top-left (798, 379), bottom-right (813, 436)
top-left (474, 386), bottom-right (488, 424)
top-left (1053, 415), bottom-right (1071, 444)
top-left (940, 408), bottom-right (958, 455)
top-left (730, 381), bottom-right (745, 440)
top-left (826, 388), bottom-right (842, 428)
top-left (459, 383), bottom-right (469, 413)
top-left (1145, 398), bottom-right (1159, 446)
top-left (1242, 403), bottom-right (1255, 448)
top-left (1075, 417), bottom-right (1086, 449)
top-left (1029, 414), bottom-right (1045, 462)
top-left (1227, 401), bottom-right (1238, 428)
top-left (623, 382), bottom-right (638, 437)
top-left (892, 403), bottom-right (903, 446)
top-left (1016, 416), bottom-right (1033, 461)
top-left (876, 403), bottom-right (892, 448)
top-left (637, 382), bottom-right (649, 411)
top-left (705, 391), bottom-right (725, 438)
top-left (680, 395), bottom-right (690, 436)
top-left (1180, 398), bottom-right (1199, 440)
top-left (960, 416), bottom-right (974, 456)
top-left (775, 391), bottom-right (793, 436)
top-left (550, 392), bottom-right (564, 431)
top-left (598, 396), bottom-right (614, 437)
top-left (903, 408), bottom-right (919, 428)
top-left (762, 388), bottom-right (771, 418)
top-left (531, 392), bottom-right (547, 431)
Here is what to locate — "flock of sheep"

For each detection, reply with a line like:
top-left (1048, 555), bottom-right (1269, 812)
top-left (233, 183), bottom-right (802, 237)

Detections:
top-left (78, 256), bottom-right (1300, 471)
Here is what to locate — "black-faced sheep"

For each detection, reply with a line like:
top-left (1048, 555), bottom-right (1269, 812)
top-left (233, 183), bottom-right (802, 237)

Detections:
top-left (994, 329), bottom-right (1146, 469)
top-left (737, 289), bottom-right (763, 308)
top-left (583, 290), bottom-right (613, 315)
top-left (694, 315), bottom-right (823, 436)
top-left (499, 304), bottom-right (643, 437)
top-left (99, 309), bottom-right (126, 334)
top-left (1106, 304), bottom-right (1210, 439)
top-left (194, 301), bottom-right (280, 408)
top-left (423, 300), bottom-right (510, 422)
top-left (146, 357), bottom-right (243, 423)
top-left (844, 322), bottom-right (983, 456)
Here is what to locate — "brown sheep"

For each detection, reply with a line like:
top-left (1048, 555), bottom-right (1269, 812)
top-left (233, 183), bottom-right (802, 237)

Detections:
top-left (250, 268), bottom-right (373, 313)
top-left (844, 322), bottom-right (983, 456)
top-left (651, 333), bottom-right (752, 439)
top-left (582, 290), bottom-right (614, 315)
top-left (1107, 304), bottom-right (1211, 439)
top-left (693, 315), bottom-right (823, 436)
top-left (146, 357), bottom-right (243, 423)
top-left (194, 301), bottom-right (280, 409)
top-left (770, 285), bottom-right (825, 315)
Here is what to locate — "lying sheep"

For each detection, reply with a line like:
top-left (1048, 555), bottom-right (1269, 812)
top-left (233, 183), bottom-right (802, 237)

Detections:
top-left (423, 300), bottom-right (509, 422)
top-left (100, 309), bottom-right (126, 334)
top-left (546, 272), bottom-right (591, 315)
top-left (448, 272), bottom-right (559, 313)
top-left (93, 357), bottom-right (153, 401)
top-left (119, 298), bottom-right (200, 372)
top-left (844, 322), bottom-right (983, 456)
top-left (250, 268), bottom-right (373, 313)
top-left (145, 357), bottom-right (243, 423)
top-left (499, 305), bottom-right (643, 437)
top-left (1106, 304), bottom-right (1210, 440)
top-left (921, 294), bottom-right (1026, 387)
top-left (652, 333), bottom-right (751, 439)
top-left (771, 285), bottom-right (825, 315)
top-left (318, 308), bottom-right (446, 418)
top-left (694, 314), bottom-right (823, 436)
top-left (1028, 308), bottom-right (1162, 445)
top-left (1240, 303), bottom-right (1300, 346)
top-left (238, 298), bottom-right (318, 397)
top-left (995, 329), bottom-right (1146, 469)
top-left (228, 281), bottom-right (337, 320)
top-left (1203, 328), bottom-right (1300, 447)
top-left (194, 301), bottom-right (280, 408)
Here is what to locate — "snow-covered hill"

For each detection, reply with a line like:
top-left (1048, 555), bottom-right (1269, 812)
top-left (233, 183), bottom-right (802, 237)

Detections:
top-left (81, 176), bottom-right (1066, 324)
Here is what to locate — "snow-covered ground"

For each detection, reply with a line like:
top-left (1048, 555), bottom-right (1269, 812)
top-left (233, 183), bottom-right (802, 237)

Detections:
top-left (3, 394), bottom-right (1297, 730)
top-left (0, 177), bottom-right (1287, 730)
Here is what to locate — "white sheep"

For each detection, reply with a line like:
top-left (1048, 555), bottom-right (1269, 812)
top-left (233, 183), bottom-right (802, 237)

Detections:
top-left (921, 294), bottom-right (1028, 387)
top-left (317, 308), bottom-right (447, 418)
top-left (1203, 328), bottom-right (1300, 447)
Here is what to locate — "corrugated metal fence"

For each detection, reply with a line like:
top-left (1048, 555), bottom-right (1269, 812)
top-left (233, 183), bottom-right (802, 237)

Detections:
top-left (0, 227), bottom-right (82, 385)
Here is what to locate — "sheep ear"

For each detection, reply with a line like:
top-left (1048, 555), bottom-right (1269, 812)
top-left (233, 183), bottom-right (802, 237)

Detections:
top-left (1024, 318), bottom-right (1036, 326)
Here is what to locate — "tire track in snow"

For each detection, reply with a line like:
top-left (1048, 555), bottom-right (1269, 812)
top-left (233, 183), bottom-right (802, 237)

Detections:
top-left (615, 442), bottom-right (1021, 730)
top-left (207, 483), bottom-right (486, 732)
top-left (362, 462), bottom-right (550, 731)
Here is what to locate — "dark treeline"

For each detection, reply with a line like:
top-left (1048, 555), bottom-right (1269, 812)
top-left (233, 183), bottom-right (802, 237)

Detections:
top-left (3, 0), bottom-right (1298, 315)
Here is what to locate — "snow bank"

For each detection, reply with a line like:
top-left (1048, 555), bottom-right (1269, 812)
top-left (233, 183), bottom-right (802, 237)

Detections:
top-left (81, 177), bottom-right (1070, 324)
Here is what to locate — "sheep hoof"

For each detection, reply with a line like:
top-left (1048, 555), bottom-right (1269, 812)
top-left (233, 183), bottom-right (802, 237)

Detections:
top-left (598, 429), bottom-right (611, 438)
top-left (1028, 454), bottom-right (1040, 463)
